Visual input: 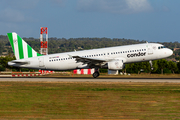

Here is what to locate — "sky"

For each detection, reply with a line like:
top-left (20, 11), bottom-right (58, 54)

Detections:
top-left (0, 0), bottom-right (180, 42)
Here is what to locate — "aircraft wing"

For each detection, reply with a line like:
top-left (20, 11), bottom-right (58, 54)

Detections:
top-left (73, 55), bottom-right (108, 62)
top-left (68, 54), bottom-right (126, 68)
top-left (68, 55), bottom-right (111, 67)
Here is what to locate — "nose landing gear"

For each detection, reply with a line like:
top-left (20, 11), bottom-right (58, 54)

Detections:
top-left (149, 60), bottom-right (154, 70)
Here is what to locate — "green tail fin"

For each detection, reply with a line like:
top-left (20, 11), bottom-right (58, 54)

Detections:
top-left (7, 32), bottom-right (43, 60)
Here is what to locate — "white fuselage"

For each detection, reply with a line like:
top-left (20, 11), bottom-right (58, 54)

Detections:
top-left (8, 43), bottom-right (173, 70)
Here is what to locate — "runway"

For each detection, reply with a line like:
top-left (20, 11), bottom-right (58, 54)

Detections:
top-left (0, 78), bottom-right (180, 83)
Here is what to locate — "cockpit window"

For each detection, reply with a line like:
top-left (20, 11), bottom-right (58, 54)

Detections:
top-left (158, 46), bottom-right (166, 49)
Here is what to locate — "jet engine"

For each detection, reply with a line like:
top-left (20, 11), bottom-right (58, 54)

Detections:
top-left (108, 60), bottom-right (124, 70)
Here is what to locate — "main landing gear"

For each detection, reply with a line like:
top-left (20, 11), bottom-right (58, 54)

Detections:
top-left (93, 68), bottom-right (100, 78)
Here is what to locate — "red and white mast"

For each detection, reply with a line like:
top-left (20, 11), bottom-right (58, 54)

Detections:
top-left (40, 27), bottom-right (48, 55)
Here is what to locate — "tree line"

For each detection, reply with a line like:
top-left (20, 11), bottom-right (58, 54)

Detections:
top-left (0, 35), bottom-right (180, 58)
top-left (125, 59), bottom-right (180, 74)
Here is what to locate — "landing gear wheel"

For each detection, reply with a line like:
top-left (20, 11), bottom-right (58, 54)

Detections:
top-left (93, 71), bottom-right (99, 78)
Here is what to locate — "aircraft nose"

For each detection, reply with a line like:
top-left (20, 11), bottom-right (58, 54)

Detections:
top-left (168, 49), bottom-right (173, 56)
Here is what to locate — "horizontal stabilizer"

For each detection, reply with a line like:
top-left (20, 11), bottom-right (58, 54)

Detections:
top-left (8, 60), bottom-right (29, 65)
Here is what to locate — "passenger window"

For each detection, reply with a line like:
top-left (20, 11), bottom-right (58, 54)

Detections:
top-left (49, 60), bottom-right (51, 62)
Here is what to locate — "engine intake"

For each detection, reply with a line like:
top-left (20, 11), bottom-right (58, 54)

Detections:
top-left (108, 60), bottom-right (124, 70)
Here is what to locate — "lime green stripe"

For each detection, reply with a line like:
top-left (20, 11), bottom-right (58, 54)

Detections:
top-left (27, 45), bottom-right (32, 58)
top-left (37, 53), bottom-right (43, 56)
top-left (17, 35), bottom-right (24, 59)
top-left (7, 33), bottom-right (15, 53)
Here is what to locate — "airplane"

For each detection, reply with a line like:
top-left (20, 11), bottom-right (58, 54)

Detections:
top-left (7, 32), bottom-right (173, 78)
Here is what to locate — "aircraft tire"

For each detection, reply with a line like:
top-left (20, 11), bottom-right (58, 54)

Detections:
top-left (93, 71), bottom-right (99, 78)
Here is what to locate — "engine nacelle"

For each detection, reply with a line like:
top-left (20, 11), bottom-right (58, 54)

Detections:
top-left (108, 60), bottom-right (124, 70)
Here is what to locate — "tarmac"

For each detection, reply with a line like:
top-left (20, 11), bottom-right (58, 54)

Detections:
top-left (0, 78), bottom-right (180, 83)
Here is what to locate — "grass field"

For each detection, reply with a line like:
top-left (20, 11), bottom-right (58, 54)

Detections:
top-left (43, 73), bottom-right (180, 78)
top-left (0, 82), bottom-right (180, 119)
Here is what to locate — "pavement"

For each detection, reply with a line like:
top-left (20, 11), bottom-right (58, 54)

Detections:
top-left (0, 78), bottom-right (180, 83)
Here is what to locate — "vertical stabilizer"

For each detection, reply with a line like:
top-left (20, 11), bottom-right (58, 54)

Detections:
top-left (7, 32), bottom-right (42, 60)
